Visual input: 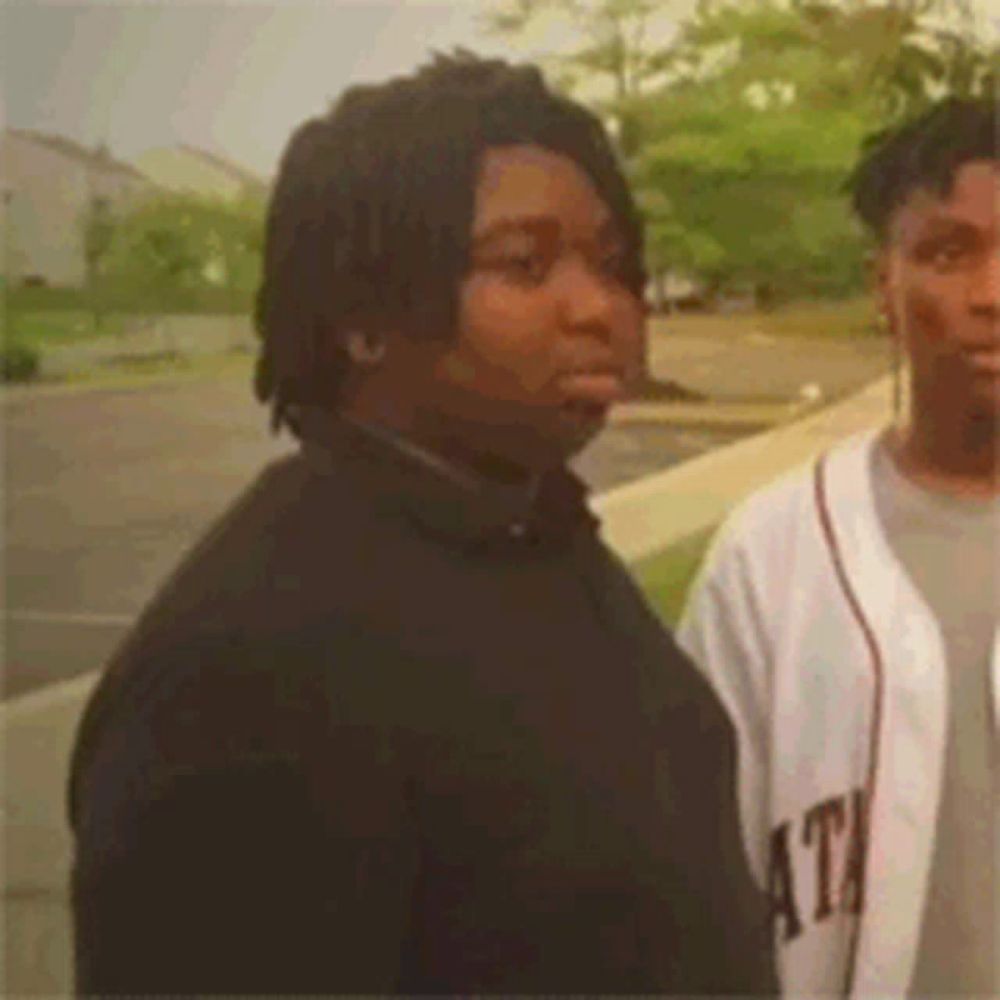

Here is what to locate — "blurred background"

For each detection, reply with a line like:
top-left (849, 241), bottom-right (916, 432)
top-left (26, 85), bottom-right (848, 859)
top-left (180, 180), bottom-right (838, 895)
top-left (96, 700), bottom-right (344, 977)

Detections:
top-left (4, 0), bottom-right (998, 384)
top-left (3, 0), bottom-right (999, 697)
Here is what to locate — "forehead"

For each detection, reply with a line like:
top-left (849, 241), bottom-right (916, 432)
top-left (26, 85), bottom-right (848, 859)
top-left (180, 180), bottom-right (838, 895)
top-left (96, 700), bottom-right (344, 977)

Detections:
top-left (888, 159), bottom-right (1000, 244)
top-left (472, 144), bottom-right (613, 234)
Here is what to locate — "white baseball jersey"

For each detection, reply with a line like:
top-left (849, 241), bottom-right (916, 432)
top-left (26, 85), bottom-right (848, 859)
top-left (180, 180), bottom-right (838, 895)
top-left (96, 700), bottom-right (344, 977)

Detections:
top-left (677, 428), bottom-right (1000, 996)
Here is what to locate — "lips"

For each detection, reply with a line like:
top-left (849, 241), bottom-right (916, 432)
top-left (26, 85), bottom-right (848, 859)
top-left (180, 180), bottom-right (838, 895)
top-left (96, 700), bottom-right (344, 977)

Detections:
top-left (965, 349), bottom-right (1000, 376)
top-left (556, 368), bottom-right (629, 405)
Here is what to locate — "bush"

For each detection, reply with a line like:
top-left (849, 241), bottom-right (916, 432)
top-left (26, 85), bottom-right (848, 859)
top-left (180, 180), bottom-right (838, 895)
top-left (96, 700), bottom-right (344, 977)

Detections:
top-left (1, 342), bottom-right (42, 382)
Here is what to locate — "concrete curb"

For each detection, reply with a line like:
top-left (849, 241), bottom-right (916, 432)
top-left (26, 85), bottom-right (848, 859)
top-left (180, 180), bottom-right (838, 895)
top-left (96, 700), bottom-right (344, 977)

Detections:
top-left (1, 374), bottom-right (891, 996)
top-left (609, 398), bottom-right (807, 429)
top-left (594, 375), bottom-right (891, 563)
top-left (3, 672), bottom-right (100, 995)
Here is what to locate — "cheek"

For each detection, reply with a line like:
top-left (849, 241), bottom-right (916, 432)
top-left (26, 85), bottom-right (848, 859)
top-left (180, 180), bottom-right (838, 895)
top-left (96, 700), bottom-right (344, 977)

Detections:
top-left (893, 280), bottom-right (954, 347)
top-left (616, 299), bottom-right (646, 363)
top-left (444, 281), bottom-right (557, 390)
top-left (462, 280), bottom-right (553, 346)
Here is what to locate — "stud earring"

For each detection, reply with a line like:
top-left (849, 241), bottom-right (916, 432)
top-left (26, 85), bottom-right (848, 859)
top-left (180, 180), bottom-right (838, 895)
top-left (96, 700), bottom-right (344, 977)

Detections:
top-left (342, 330), bottom-right (386, 366)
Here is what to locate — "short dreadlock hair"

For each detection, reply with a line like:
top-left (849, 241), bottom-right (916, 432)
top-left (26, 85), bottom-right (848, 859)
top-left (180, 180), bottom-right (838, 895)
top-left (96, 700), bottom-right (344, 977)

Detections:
top-left (847, 96), bottom-right (998, 241)
top-left (254, 50), bottom-right (646, 433)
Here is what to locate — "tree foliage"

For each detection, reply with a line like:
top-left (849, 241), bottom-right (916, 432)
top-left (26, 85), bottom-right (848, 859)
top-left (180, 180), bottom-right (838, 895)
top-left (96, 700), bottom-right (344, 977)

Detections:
top-left (485, 0), bottom-right (692, 154)
top-left (100, 192), bottom-right (265, 302)
top-left (488, 0), bottom-right (999, 302)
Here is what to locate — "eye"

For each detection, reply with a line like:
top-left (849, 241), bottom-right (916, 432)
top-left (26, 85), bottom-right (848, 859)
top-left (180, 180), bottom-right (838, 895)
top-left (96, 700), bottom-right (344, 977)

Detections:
top-left (475, 246), bottom-right (552, 285)
top-left (930, 242), bottom-right (968, 268)
top-left (917, 232), bottom-right (977, 271)
top-left (502, 251), bottom-right (550, 283)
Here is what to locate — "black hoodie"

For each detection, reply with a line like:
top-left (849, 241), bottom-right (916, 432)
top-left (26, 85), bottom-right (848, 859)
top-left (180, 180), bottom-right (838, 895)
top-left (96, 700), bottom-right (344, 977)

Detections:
top-left (70, 416), bottom-right (775, 995)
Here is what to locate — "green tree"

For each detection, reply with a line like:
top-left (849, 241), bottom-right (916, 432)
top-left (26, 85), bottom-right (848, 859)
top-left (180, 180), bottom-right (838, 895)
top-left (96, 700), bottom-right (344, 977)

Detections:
top-left (636, 0), bottom-right (998, 302)
top-left (81, 195), bottom-right (117, 330)
top-left (101, 192), bottom-right (265, 310)
top-left (485, 0), bottom-right (691, 156)
top-left (633, 68), bottom-right (874, 301)
top-left (674, 1), bottom-right (996, 121)
top-left (488, 0), bottom-right (998, 304)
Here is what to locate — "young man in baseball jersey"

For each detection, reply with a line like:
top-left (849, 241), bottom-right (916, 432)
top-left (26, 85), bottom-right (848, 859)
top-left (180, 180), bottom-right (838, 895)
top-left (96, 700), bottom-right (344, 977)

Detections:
top-left (678, 97), bottom-right (998, 995)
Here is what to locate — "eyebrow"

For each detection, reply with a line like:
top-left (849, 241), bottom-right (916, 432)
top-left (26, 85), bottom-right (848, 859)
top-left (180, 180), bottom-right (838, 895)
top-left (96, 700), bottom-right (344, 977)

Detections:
top-left (912, 218), bottom-right (984, 241)
top-left (897, 214), bottom-right (987, 249)
top-left (471, 213), bottom-right (619, 247)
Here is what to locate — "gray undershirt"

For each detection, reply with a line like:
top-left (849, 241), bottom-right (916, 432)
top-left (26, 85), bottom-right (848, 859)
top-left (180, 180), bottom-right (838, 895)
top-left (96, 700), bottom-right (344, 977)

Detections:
top-left (870, 434), bottom-right (999, 996)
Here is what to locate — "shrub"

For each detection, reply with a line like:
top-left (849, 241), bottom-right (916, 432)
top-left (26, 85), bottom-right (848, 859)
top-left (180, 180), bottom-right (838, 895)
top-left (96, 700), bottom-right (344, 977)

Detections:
top-left (1, 342), bottom-right (42, 382)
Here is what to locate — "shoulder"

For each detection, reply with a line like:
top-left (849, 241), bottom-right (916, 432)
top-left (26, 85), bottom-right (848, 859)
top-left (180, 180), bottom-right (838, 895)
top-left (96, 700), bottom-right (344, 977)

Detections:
top-left (117, 450), bottom-right (388, 649)
top-left (677, 431), bottom-right (881, 662)
top-left (69, 449), bottom-right (418, 806)
top-left (69, 613), bottom-right (423, 830)
top-left (698, 460), bottom-right (816, 603)
top-left (706, 430), bottom-right (879, 580)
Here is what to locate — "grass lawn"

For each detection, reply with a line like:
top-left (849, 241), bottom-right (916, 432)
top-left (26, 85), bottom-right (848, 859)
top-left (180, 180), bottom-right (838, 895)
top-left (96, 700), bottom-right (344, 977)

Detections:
top-left (57, 349), bottom-right (254, 389)
top-left (6, 309), bottom-right (130, 346)
top-left (7, 297), bottom-right (877, 351)
top-left (0, 348), bottom-right (254, 395)
top-left (649, 296), bottom-right (877, 341)
top-left (633, 525), bottom-right (717, 626)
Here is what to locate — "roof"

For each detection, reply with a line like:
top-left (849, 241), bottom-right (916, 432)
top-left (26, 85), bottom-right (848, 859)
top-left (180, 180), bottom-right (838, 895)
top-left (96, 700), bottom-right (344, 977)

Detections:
top-left (5, 128), bottom-right (149, 182)
top-left (178, 144), bottom-right (268, 192)
top-left (130, 144), bottom-right (268, 199)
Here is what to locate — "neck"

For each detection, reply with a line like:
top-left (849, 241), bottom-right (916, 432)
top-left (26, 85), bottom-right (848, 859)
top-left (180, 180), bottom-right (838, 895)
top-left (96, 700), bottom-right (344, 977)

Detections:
top-left (892, 410), bottom-right (999, 497)
top-left (340, 393), bottom-right (542, 491)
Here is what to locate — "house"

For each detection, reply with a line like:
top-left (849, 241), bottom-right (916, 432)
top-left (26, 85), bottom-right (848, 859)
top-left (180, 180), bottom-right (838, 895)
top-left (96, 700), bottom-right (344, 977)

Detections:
top-left (646, 271), bottom-right (710, 313)
top-left (2, 129), bottom-right (153, 288)
top-left (130, 144), bottom-right (268, 202)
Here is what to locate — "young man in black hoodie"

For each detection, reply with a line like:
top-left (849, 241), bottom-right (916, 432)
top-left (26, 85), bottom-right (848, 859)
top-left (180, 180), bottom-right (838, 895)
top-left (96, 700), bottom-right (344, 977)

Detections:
top-left (70, 52), bottom-right (773, 995)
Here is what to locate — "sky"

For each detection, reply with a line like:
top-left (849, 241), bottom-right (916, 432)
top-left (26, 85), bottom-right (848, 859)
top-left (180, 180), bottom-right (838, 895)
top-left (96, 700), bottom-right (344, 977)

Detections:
top-left (5, 1), bottom-right (525, 177)
top-left (7, 1), bottom-right (999, 181)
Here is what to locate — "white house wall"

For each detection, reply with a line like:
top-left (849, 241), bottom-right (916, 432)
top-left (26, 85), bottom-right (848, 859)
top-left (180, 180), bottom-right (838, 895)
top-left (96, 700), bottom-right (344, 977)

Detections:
top-left (2, 133), bottom-right (149, 288)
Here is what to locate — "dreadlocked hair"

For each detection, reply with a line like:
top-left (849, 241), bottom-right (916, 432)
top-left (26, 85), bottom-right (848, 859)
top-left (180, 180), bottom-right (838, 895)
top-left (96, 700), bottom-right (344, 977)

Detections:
top-left (254, 50), bottom-right (646, 434)
top-left (847, 96), bottom-right (998, 240)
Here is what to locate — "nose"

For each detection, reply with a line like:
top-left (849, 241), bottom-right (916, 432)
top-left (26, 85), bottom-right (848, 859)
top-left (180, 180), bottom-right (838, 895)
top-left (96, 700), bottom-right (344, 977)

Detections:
top-left (968, 250), bottom-right (1000, 317)
top-left (556, 256), bottom-right (623, 340)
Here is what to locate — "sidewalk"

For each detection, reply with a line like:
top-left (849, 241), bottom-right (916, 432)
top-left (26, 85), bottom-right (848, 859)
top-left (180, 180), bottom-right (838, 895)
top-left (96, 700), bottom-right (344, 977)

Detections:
top-left (1, 375), bottom-right (892, 996)
top-left (595, 375), bottom-right (892, 561)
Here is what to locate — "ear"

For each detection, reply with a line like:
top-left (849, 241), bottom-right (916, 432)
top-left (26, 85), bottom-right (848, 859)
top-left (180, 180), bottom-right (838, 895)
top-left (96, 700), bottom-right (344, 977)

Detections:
top-left (342, 329), bottom-right (387, 367)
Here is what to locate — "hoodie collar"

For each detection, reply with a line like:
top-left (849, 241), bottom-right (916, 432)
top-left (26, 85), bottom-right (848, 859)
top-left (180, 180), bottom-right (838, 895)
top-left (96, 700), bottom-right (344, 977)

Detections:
top-left (296, 409), bottom-right (597, 550)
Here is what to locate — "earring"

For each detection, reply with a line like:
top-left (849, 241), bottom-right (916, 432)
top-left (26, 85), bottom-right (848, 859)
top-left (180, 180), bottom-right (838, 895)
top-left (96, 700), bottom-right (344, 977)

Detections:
top-left (890, 328), bottom-right (903, 425)
top-left (875, 308), bottom-right (902, 424)
top-left (342, 330), bottom-right (386, 367)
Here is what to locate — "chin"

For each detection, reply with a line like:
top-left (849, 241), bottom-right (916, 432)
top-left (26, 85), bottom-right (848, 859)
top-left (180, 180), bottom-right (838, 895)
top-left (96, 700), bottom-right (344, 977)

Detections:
top-left (968, 378), bottom-right (1000, 423)
top-left (502, 429), bottom-right (598, 477)
top-left (556, 400), bottom-right (608, 443)
top-left (967, 400), bottom-right (1000, 434)
top-left (457, 405), bottom-right (607, 478)
top-left (472, 430), bottom-right (577, 481)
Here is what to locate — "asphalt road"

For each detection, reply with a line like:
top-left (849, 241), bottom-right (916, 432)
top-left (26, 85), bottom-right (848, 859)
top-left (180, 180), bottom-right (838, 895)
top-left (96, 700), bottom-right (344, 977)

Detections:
top-left (3, 330), bottom-right (888, 701)
top-left (2, 376), bottom-right (740, 700)
top-left (646, 326), bottom-right (892, 402)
